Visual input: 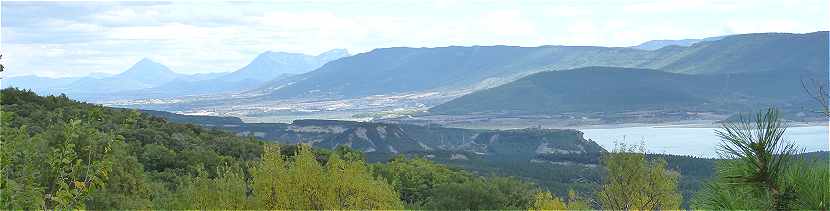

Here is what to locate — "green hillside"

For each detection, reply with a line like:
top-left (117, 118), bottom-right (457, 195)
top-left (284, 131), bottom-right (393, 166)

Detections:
top-left (0, 88), bottom-right (263, 209)
top-left (432, 67), bottom-right (706, 114)
top-left (655, 31), bottom-right (828, 74)
top-left (430, 66), bottom-right (825, 116)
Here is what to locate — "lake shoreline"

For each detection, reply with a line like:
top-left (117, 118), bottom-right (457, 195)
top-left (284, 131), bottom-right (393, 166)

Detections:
top-left (572, 120), bottom-right (828, 130)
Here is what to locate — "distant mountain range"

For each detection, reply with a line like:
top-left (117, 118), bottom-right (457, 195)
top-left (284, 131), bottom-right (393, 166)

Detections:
top-left (253, 32), bottom-right (827, 101)
top-left (113, 49), bottom-right (349, 99)
top-left (2, 49), bottom-right (350, 100)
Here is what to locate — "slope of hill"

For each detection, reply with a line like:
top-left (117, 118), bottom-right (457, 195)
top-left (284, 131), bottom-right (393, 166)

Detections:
top-left (429, 66), bottom-right (824, 115)
top-left (253, 31), bottom-right (827, 100)
top-left (255, 45), bottom-right (660, 99)
top-left (121, 76), bottom-right (282, 99)
top-left (1, 75), bottom-right (82, 95)
top-left (632, 38), bottom-right (703, 50)
top-left (431, 67), bottom-right (706, 115)
top-left (654, 32), bottom-right (828, 74)
top-left (138, 109), bottom-right (245, 125)
top-left (631, 35), bottom-right (724, 50)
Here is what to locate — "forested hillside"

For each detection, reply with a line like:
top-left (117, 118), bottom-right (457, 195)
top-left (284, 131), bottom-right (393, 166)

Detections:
top-left (430, 66), bottom-right (826, 117)
top-left (138, 109), bottom-right (731, 207)
top-left (0, 88), bottom-right (586, 209)
top-left (1, 88), bottom-right (263, 209)
top-left (655, 32), bottom-right (828, 74)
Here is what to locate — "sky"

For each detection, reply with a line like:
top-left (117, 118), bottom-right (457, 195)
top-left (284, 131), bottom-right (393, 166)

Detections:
top-left (2, 0), bottom-right (828, 77)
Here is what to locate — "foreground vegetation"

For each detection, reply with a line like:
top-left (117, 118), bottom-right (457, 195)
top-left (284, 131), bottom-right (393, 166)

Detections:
top-left (692, 109), bottom-right (829, 210)
top-left (0, 88), bottom-right (579, 209)
top-left (1, 88), bottom-right (827, 210)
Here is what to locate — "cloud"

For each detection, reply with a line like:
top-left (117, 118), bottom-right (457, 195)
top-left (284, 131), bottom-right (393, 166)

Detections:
top-left (546, 5), bottom-right (591, 17)
top-left (1, 1), bottom-right (827, 78)
top-left (622, 0), bottom-right (738, 13)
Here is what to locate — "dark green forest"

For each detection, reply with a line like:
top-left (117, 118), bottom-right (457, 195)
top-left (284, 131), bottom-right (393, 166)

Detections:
top-left (430, 66), bottom-right (828, 118)
top-left (1, 88), bottom-right (827, 210)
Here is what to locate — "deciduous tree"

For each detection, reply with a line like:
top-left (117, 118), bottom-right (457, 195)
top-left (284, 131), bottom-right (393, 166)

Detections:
top-left (597, 144), bottom-right (682, 210)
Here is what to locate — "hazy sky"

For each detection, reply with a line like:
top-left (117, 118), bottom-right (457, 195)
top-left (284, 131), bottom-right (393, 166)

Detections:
top-left (2, 0), bottom-right (828, 77)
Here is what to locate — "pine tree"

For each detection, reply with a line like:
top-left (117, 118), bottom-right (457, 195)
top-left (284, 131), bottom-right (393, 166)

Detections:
top-left (693, 108), bottom-right (828, 210)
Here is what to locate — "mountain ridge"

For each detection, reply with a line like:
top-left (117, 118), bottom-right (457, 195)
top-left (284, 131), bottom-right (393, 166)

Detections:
top-left (253, 31), bottom-right (828, 100)
top-left (429, 66), bottom-right (826, 116)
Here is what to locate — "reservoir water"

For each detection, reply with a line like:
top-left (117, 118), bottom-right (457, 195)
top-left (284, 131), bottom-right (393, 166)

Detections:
top-left (582, 125), bottom-right (829, 158)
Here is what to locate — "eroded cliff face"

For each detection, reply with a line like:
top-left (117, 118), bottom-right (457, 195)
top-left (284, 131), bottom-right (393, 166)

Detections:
top-left (226, 119), bottom-right (604, 159)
